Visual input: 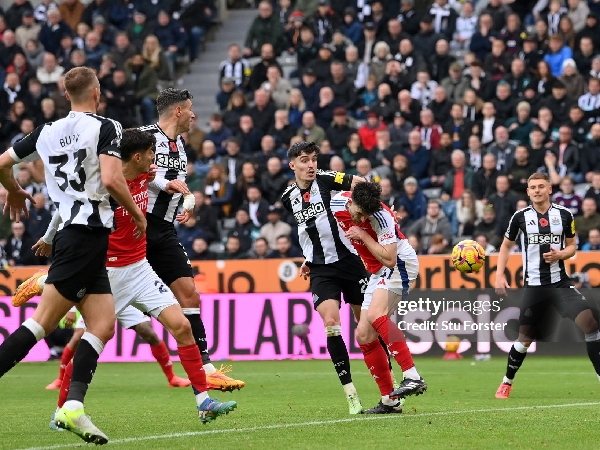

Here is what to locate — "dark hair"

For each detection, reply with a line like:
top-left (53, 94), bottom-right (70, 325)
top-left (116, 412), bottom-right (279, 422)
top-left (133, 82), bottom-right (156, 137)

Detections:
top-left (287, 141), bottom-right (320, 159)
top-left (119, 128), bottom-right (156, 161)
top-left (276, 234), bottom-right (291, 243)
top-left (351, 181), bottom-right (382, 216)
top-left (156, 88), bottom-right (193, 116)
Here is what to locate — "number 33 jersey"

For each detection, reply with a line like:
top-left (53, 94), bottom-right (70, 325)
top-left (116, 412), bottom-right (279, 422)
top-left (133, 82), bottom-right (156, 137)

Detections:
top-left (10, 112), bottom-right (123, 230)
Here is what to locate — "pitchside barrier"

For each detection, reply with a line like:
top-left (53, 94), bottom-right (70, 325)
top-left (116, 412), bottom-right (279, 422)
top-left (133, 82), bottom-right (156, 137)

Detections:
top-left (1, 253), bottom-right (600, 360)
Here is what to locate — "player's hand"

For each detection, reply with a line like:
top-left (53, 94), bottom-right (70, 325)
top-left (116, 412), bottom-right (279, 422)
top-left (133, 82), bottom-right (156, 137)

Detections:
top-left (543, 247), bottom-right (562, 263)
top-left (32, 237), bottom-right (52, 257)
top-left (299, 261), bottom-right (310, 280)
top-left (495, 275), bottom-right (510, 297)
top-left (147, 164), bottom-right (158, 182)
top-left (166, 180), bottom-right (190, 195)
top-left (176, 208), bottom-right (192, 224)
top-left (345, 226), bottom-right (366, 242)
top-left (4, 188), bottom-right (35, 222)
top-left (63, 311), bottom-right (76, 329)
top-left (132, 213), bottom-right (147, 240)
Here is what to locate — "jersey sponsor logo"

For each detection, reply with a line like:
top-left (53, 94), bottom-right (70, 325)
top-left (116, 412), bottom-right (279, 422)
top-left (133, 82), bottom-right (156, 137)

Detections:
top-left (527, 233), bottom-right (561, 245)
top-left (155, 153), bottom-right (187, 171)
top-left (294, 201), bottom-right (325, 223)
top-left (334, 172), bottom-right (345, 184)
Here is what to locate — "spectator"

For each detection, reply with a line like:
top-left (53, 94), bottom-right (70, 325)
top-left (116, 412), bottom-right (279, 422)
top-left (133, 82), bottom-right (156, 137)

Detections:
top-left (126, 10), bottom-right (154, 50)
top-left (416, 109), bottom-right (443, 150)
top-left (473, 204), bottom-right (500, 247)
top-left (244, 0), bottom-right (286, 57)
top-left (189, 237), bottom-right (217, 260)
top-left (39, 9), bottom-right (72, 58)
top-left (261, 157), bottom-right (288, 205)
top-left (456, 189), bottom-right (484, 236)
top-left (5, 0), bottom-right (34, 32)
top-left (398, 0), bottom-right (420, 36)
top-left (401, 130), bottom-right (430, 182)
top-left (575, 197), bottom-right (600, 246)
top-left (172, 0), bottom-right (212, 63)
top-left (487, 126), bottom-right (517, 172)
top-left (81, 0), bottom-right (112, 27)
top-left (341, 132), bottom-right (368, 175)
top-left (246, 237), bottom-right (270, 259)
top-left (24, 38), bottom-right (45, 70)
top-left (544, 34), bottom-right (574, 77)
top-left (193, 191), bottom-right (219, 243)
top-left (261, 65), bottom-right (293, 110)
top-left (140, 34), bottom-right (171, 81)
top-left (0, 73), bottom-right (28, 114)
top-left (413, 14), bottom-right (443, 58)
top-left (398, 176), bottom-right (428, 221)
top-left (410, 70), bottom-right (437, 109)
top-left (452, 1), bottom-right (478, 50)
top-left (581, 124), bottom-right (600, 182)
top-left (178, 215), bottom-right (207, 256)
top-left (313, 86), bottom-right (336, 129)
top-left (508, 145), bottom-right (536, 198)
top-left (388, 111), bottom-right (412, 147)
top-left (340, 7), bottom-right (362, 45)
top-left (581, 228), bottom-right (600, 250)
top-left (389, 153), bottom-right (414, 195)
top-left (195, 141), bottom-right (219, 178)
top-left (443, 149), bottom-right (474, 200)
top-left (59, 0), bottom-right (85, 32)
top-left (125, 53), bottom-right (158, 125)
top-left (297, 111), bottom-right (326, 145)
top-left (219, 44), bottom-right (251, 91)
top-left (50, 75), bottom-right (70, 118)
top-left (539, 149), bottom-right (568, 188)
top-left (222, 91), bottom-right (249, 133)
top-left (219, 233), bottom-right (247, 259)
top-left (260, 206), bottom-right (292, 249)
top-left (6, 52), bottom-right (34, 87)
top-left (36, 53), bottom-right (64, 93)
top-left (105, 67), bottom-right (137, 127)
top-left (237, 115), bottom-right (263, 155)
top-left (232, 207), bottom-right (259, 251)
top-left (552, 175), bottom-right (583, 216)
top-left (568, 0), bottom-right (590, 33)
top-left (205, 162), bottom-right (235, 217)
top-left (475, 233), bottom-right (496, 254)
top-left (268, 109), bottom-right (297, 149)
top-left (221, 136), bottom-right (248, 185)
top-left (206, 113), bottom-right (232, 155)
top-left (84, 31), bottom-right (108, 70)
top-left (154, 10), bottom-right (187, 80)
top-left (268, 234), bottom-right (302, 258)
top-left (408, 199), bottom-right (453, 252)
top-left (0, 31), bottom-right (24, 72)
top-left (109, 32), bottom-right (136, 71)
top-left (15, 9), bottom-right (40, 50)
top-left (430, 0), bottom-right (457, 41)
top-left (488, 175), bottom-right (519, 236)
top-left (249, 88), bottom-right (277, 134)
top-left (244, 185), bottom-right (270, 228)
top-left (470, 13), bottom-right (495, 63)
top-left (3, 221), bottom-right (39, 266)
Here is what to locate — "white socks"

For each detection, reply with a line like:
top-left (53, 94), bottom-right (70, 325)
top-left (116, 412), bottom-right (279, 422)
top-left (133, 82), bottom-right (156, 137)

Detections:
top-left (503, 376), bottom-right (513, 385)
top-left (63, 400), bottom-right (84, 411)
top-left (196, 391), bottom-right (209, 406)
top-left (203, 362), bottom-right (216, 375)
top-left (403, 366), bottom-right (420, 380)
top-left (22, 318), bottom-right (45, 341)
top-left (342, 382), bottom-right (357, 396)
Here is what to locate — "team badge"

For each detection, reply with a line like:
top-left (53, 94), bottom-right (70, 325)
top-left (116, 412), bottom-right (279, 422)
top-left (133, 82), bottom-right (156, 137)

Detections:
top-left (539, 218), bottom-right (548, 227)
top-left (311, 186), bottom-right (318, 195)
top-left (551, 217), bottom-right (560, 225)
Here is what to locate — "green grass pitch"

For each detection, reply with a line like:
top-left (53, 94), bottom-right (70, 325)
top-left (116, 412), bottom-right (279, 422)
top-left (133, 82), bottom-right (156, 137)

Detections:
top-left (1, 357), bottom-right (599, 450)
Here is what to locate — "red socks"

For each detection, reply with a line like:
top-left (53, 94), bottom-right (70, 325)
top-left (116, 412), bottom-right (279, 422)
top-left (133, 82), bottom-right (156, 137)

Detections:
top-left (151, 341), bottom-right (175, 381)
top-left (177, 344), bottom-right (207, 393)
top-left (372, 315), bottom-right (415, 372)
top-left (359, 340), bottom-right (393, 396)
top-left (57, 360), bottom-right (73, 408)
top-left (58, 346), bottom-right (75, 381)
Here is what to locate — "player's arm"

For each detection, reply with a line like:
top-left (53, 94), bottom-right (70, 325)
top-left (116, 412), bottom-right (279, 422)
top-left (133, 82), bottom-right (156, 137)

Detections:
top-left (317, 170), bottom-right (365, 191)
top-left (544, 212), bottom-right (577, 262)
top-left (32, 210), bottom-right (62, 256)
top-left (149, 175), bottom-right (190, 195)
top-left (346, 225), bottom-right (397, 268)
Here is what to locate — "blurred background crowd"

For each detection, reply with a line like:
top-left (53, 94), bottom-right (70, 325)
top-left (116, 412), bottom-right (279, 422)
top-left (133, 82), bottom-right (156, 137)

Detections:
top-left (5, 0), bottom-right (600, 265)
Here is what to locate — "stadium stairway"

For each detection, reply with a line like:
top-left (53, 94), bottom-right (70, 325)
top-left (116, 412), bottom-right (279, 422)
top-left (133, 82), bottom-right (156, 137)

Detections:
top-left (181, 9), bottom-right (257, 129)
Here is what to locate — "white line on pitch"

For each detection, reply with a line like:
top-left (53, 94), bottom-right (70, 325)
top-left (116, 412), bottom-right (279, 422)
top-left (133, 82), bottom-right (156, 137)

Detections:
top-left (14, 401), bottom-right (600, 450)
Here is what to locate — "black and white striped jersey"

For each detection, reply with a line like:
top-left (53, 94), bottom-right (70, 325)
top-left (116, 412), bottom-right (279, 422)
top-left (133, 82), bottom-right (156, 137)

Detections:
top-left (281, 170), bottom-right (358, 265)
top-left (505, 204), bottom-right (575, 286)
top-left (139, 123), bottom-right (186, 223)
top-left (218, 58), bottom-right (251, 87)
top-left (578, 92), bottom-right (600, 122)
top-left (10, 112), bottom-right (122, 229)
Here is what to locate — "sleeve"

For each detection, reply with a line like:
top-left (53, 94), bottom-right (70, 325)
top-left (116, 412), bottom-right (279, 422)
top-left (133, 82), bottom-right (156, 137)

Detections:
top-left (10, 124), bottom-right (44, 162)
top-left (316, 170), bottom-right (353, 191)
top-left (563, 209), bottom-right (576, 238)
top-left (43, 210), bottom-right (63, 244)
top-left (372, 209), bottom-right (397, 246)
top-left (97, 118), bottom-right (123, 158)
top-left (505, 210), bottom-right (521, 241)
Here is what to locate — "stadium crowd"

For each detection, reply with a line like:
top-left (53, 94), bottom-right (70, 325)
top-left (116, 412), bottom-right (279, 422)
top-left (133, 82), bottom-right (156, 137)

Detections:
top-left (0, 0), bottom-right (217, 266)
top-left (6, 0), bottom-right (600, 264)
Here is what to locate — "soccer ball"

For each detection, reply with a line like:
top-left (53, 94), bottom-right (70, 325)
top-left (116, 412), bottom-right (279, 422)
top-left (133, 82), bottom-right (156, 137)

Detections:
top-left (451, 239), bottom-right (486, 273)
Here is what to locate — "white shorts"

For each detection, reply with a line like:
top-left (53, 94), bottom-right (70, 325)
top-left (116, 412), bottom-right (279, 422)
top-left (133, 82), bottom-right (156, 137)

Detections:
top-left (75, 305), bottom-right (151, 330)
top-left (107, 258), bottom-right (178, 319)
top-left (362, 240), bottom-right (419, 310)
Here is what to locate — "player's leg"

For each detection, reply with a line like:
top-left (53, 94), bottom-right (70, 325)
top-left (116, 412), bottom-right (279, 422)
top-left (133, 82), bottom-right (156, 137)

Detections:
top-left (575, 309), bottom-right (600, 382)
top-left (46, 326), bottom-right (84, 390)
top-left (120, 306), bottom-right (190, 387)
top-left (355, 294), bottom-right (401, 414)
top-left (496, 287), bottom-right (541, 398)
top-left (0, 283), bottom-right (73, 377)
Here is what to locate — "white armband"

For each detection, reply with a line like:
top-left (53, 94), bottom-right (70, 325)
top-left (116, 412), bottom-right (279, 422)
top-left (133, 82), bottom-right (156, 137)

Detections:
top-left (182, 193), bottom-right (195, 211)
top-left (43, 211), bottom-right (62, 244)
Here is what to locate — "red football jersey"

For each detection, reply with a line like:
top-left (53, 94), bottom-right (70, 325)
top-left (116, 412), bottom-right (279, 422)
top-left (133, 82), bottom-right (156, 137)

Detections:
top-left (106, 173), bottom-right (149, 267)
top-left (331, 191), bottom-right (406, 274)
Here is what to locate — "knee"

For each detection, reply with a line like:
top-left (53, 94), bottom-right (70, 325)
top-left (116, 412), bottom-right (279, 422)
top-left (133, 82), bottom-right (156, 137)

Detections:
top-left (366, 308), bottom-right (385, 326)
top-left (355, 324), bottom-right (372, 345)
top-left (171, 318), bottom-right (192, 343)
top-left (323, 317), bottom-right (339, 328)
top-left (177, 284), bottom-right (200, 308)
top-left (97, 323), bottom-right (115, 344)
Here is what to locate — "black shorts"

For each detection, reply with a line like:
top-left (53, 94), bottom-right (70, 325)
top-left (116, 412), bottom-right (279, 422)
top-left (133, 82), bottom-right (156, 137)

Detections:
top-left (46, 225), bottom-right (111, 303)
top-left (146, 213), bottom-right (193, 286)
top-left (519, 278), bottom-right (592, 326)
top-left (309, 256), bottom-right (369, 310)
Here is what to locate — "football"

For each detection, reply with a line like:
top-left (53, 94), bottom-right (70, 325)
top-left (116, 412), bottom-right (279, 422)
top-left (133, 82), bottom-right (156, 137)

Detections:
top-left (451, 239), bottom-right (486, 273)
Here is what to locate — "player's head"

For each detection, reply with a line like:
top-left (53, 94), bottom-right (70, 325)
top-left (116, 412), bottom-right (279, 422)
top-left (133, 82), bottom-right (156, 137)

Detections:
top-left (348, 181), bottom-right (382, 223)
top-left (526, 172), bottom-right (551, 204)
top-left (156, 88), bottom-right (195, 131)
top-left (288, 141), bottom-right (320, 184)
top-left (119, 128), bottom-right (156, 173)
top-left (64, 67), bottom-right (100, 109)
